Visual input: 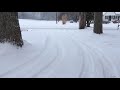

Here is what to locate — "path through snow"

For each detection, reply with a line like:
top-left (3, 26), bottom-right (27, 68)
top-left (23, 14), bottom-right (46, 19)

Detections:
top-left (0, 20), bottom-right (120, 78)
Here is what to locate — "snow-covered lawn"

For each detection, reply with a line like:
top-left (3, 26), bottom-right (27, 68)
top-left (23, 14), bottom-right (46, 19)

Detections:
top-left (0, 19), bottom-right (120, 78)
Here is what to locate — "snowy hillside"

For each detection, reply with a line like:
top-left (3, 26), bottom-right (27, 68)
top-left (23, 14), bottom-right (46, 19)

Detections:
top-left (0, 19), bottom-right (120, 78)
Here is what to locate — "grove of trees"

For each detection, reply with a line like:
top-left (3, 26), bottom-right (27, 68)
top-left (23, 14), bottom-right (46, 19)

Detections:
top-left (79, 12), bottom-right (103, 34)
top-left (0, 12), bottom-right (103, 47)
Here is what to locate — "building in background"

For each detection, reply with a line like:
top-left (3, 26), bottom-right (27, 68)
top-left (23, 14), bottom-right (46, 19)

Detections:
top-left (103, 12), bottom-right (120, 21)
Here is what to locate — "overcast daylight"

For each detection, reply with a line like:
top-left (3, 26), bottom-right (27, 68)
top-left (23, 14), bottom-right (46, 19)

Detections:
top-left (0, 12), bottom-right (120, 78)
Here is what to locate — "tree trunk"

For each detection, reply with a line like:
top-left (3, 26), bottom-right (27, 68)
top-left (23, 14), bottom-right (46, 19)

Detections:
top-left (0, 12), bottom-right (23, 47)
top-left (94, 12), bottom-right (103, 34)
top-left (62, 14), bottom-right (67, 25)
top-left (79, 12), bottom-right (86, 29)
top-left (84, 12), bottom-right (86, 27)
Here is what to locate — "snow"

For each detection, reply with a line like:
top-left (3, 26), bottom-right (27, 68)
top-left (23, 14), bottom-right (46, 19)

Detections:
top-left (103, 12), bottom-right (120, 16)
top-left (103, 12), bottom-right (116, 16)
top-left (0, 19), bottom-right (120, 78)
top-left (19, 19), bottom-right (78, 30)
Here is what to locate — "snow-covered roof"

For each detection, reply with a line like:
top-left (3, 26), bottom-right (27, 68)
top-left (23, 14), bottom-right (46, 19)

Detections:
top-left (115, 12), bottom-right (120, 14)
top-left (103, 12), bottom-right (106, 15)
top-left (103, 12), bottom-right (120, 16)
top-left (103, 12), bottom-right (116, 16)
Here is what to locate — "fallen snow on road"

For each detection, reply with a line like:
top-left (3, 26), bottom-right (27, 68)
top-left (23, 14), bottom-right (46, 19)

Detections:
top-left (0, 19), bottom-right (120, 78)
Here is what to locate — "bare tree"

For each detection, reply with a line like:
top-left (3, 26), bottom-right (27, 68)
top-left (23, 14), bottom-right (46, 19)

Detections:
top-left (0, 12), bottom-right (23, 47)
top-left (94, 12), bottom-right (103, 34)
top-left (79, 12), bottom-right (86, 29)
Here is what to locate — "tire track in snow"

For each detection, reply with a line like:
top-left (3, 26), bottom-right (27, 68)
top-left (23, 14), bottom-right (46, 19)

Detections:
top-left (80, 41), bottom-right (119, 78)
top-left (31, 34), bottom-right (66, 78)
top-left (60, 32), bottom-right (98, 77)
top-left (0, 35), bottom-right (50, 78)
top-left (31, 45), bottom-right (60, 78)
top-left (71, 38), bottom-right (106, 78)
top-left (31, 33), bottom-right (85, 78)
top-left (69, 36), bottom-right (97, 78)
top-left (87, 44), bottom-right (119, 78)
top-left (27, 36), bottom-right (62, 78)
top-left (39, 37), bottom-right (82, 77)
top-left (1, 30), bottom-right (119, 78)
top-left (76, 41), bottom-right (106, 78)
top-left (46, 33), bottom-right (99, 78)
top-left (69, 33), bottom-right (104, 77)
top-left (44, 33), bottom-right (88, 78)
top-left (1, 34), bottom-right (62, 78)
top-left (23, 34), bottom-right (65, 78)
top-left (70, 38), bottom-right (86, 77)
top-left (70, 33), bottom-right (119, 78)
top-left (91, 46), bottom-right (119, 78)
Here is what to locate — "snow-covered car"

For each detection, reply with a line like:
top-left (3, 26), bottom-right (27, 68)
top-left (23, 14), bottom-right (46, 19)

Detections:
top-left (70, 20), bottom-right (74, 23)
top-left (102, 21), bottom-right (110, 24)
top-left (113, 20), bottom-right (120, 23)
top-left (90, 21), bottom-right (94, 23)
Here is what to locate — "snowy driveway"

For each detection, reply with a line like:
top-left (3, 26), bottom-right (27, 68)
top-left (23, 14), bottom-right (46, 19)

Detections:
top-left (0, 19), bottom-right (120, 78)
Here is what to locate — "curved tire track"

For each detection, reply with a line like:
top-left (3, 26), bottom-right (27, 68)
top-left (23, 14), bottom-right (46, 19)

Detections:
top-left (70, 33), bottom-right (119, 78)
top-left (0, 35), bottom-right (50, 77)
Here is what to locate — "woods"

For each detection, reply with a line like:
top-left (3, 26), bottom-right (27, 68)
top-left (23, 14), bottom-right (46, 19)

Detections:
top-left (79, 12), bottom-right (103, 34)
top-left (0, 12), bottom-right (103, 48)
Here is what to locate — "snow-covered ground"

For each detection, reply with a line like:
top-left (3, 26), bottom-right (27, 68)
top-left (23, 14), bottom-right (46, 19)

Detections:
top-left (0, 19), bottom-right (120, 78)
